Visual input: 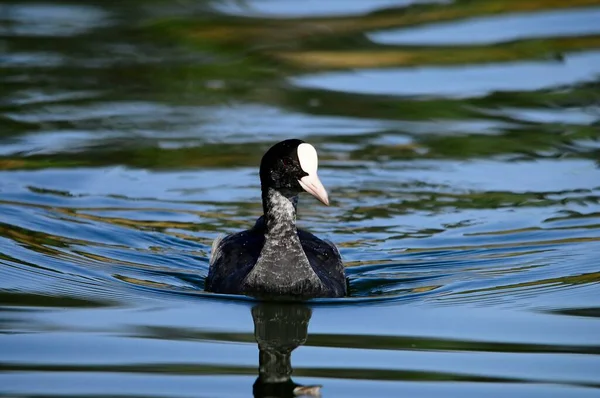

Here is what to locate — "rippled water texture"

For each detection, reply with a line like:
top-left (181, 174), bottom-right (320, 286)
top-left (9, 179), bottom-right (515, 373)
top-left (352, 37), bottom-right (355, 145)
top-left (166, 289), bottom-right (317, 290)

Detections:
top-left (1, 1), bottom-right (600, 397)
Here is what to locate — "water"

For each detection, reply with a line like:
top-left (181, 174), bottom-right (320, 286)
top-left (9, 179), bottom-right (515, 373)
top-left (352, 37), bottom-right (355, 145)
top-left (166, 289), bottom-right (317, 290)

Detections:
top-left (1, 0), bottom-right (600, 396)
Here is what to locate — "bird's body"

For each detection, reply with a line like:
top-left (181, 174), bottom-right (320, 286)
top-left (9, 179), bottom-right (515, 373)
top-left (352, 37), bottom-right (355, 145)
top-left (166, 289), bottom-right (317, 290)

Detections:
top-left (206, 195), bottom-right (346, 299)
top-left (205, 139), bottom-right (347, 299)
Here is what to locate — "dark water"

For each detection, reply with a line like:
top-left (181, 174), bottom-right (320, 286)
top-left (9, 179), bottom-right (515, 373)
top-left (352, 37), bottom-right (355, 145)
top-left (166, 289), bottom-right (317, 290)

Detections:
top-left (2, 0), bottom-right (600, 397)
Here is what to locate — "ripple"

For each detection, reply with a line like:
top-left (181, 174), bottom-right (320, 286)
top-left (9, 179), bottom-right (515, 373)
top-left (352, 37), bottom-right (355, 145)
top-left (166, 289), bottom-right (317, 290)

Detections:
top-left (369, 7), bottom-right (600, 45)
top-left (214, 0), bottom-right (424, 18)
top-left (1, 3), bottom-right (110, 37)
top-left (291, 51), bottom-right (600, 98)
top-left (2, 154), bottom-right (600, 307)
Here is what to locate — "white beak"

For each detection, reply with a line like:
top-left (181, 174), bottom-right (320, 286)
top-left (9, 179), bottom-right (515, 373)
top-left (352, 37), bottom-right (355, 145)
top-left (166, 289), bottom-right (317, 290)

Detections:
top-left (299, 173), bottom-right (329, 206)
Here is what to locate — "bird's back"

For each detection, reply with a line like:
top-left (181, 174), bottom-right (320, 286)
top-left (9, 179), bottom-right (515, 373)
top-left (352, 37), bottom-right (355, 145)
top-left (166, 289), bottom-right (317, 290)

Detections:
top-left (297, 228), bottom-right (347, 297)
top-left (205, 226), bottom-right (265, 295)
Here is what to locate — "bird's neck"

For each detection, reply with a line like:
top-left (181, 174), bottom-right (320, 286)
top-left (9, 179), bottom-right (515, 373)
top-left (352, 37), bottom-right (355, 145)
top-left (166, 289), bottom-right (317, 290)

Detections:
top-left (244, 188), bottom-right (322, 298)
top-left (262, 188), bottom-right (298, 237)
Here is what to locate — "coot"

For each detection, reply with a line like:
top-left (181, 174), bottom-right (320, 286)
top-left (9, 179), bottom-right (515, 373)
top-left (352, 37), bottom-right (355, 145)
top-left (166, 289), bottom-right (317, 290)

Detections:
top-left (205, 139), bottom-right (347, 299)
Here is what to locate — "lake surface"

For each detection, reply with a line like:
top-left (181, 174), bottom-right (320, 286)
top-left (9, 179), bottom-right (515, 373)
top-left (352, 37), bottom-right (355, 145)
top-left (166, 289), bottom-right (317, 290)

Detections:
top-left (2, 0), bottom-right (600, 397)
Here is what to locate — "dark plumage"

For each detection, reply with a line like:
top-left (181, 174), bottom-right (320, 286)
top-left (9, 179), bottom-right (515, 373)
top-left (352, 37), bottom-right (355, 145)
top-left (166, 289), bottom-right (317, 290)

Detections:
top-left (205, 139), bottom-right (347, 299)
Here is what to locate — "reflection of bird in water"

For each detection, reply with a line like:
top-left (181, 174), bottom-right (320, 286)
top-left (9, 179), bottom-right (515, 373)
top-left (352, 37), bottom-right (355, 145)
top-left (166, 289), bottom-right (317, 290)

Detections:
top-left (252, 303), bottom-right (322, 398)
